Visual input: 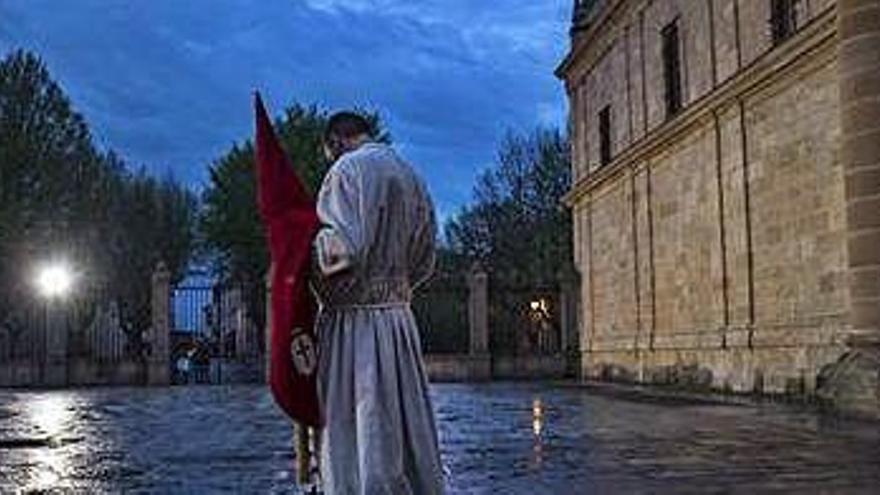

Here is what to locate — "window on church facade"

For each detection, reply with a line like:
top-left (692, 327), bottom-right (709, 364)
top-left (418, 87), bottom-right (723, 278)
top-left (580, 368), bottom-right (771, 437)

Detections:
top-left (662, 20), bottom-right (682, 119)
top-left (771, 0), bottom-right (804, 44)
top-left (599, 105), bottom-right (612, 167)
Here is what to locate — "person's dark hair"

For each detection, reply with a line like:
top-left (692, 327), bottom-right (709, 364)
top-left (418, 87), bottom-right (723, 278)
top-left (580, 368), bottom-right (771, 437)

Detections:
top-left (324, 111), bottom-right (372, 142)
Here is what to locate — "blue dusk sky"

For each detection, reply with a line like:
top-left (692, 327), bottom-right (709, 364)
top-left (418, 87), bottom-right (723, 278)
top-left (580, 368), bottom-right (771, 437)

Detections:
top-left (0, 0), bottom-right (572, 220)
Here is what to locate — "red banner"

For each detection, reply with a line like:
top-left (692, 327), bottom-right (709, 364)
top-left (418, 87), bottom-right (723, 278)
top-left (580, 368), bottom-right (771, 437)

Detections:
top-left (254, 92), bottom-right (322, 428)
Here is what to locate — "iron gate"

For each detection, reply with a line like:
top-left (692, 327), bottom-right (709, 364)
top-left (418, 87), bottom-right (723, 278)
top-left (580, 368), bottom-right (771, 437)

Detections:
top-left (170, 280), bottom-right (265, 385)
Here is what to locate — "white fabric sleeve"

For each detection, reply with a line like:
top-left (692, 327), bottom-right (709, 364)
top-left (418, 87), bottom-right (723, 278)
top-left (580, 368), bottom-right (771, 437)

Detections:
top-left (314, 166), bottom-right (364, 277)
top-left (409, 185), bottom-right (437, 289)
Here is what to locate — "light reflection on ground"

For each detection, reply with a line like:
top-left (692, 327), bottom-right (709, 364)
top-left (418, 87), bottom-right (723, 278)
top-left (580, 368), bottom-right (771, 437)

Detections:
top-left (25, 395), bottom-right (75, 491)
top-left (1, 383), bottom-right (879, 493)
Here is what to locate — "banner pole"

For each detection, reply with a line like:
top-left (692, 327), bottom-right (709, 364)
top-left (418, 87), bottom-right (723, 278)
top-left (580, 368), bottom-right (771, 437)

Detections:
top-left (296, 422), bottom-right (310, 486)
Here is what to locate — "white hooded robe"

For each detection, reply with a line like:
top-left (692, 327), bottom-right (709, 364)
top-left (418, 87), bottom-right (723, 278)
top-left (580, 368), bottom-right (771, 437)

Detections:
top-left (313, 142), bottom-right (444, 495)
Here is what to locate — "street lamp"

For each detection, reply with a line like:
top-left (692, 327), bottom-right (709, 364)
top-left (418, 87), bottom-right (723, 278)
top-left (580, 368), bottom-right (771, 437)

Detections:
top-left (529, 298), bottom-right (549, 320)
top-left (34, 262), bottom-right (75, 300)
top-left (32, 260), bottom-right (76, 387)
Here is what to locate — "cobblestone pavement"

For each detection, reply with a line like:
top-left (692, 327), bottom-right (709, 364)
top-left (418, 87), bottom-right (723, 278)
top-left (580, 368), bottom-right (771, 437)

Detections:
top-left (1, 382), bottom-right (879, 493)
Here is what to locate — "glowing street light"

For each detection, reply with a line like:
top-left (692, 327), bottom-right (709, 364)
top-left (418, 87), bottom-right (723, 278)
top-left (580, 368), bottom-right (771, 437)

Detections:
top-left (34, 262), bottom-right (75, 299)
top-left (529, 298), bottom-right (548, 313)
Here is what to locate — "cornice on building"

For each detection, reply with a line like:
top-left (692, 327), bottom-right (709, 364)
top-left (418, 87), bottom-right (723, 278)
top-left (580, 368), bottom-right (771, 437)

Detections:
top-left (571, 0), bottom-right (606, 34)
top-left (556, 0), bottom-right (628, 83)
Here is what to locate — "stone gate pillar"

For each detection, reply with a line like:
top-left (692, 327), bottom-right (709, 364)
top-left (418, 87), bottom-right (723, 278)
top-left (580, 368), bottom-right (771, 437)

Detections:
top-left (466, 265), bottom-right (491, 380)
top-left (467, 266), bottom-right (489, 355)
top-left (819, 1), bottom-right (880, 418)
top-left (148, 262), bottom-right (171, 386)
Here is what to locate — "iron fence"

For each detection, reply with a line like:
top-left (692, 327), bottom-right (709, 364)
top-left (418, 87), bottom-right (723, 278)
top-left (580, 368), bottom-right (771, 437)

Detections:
top-left (412, 274), bottom-right (469, 354)
top-left (0, 287), bottom-right (128, 365)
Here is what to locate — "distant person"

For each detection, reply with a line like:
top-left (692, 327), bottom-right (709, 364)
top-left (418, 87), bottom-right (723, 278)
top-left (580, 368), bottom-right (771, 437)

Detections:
top-left (312, 112), bottom-right (444, 494)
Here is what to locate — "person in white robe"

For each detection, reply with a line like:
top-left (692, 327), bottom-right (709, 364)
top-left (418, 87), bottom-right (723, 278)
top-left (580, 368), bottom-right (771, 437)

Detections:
top-left (312, 112), bottom-right (445, 495)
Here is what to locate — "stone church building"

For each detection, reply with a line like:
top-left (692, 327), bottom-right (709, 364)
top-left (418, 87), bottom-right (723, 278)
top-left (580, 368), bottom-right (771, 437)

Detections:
top-left (557, 0), bottom-right (880, 413)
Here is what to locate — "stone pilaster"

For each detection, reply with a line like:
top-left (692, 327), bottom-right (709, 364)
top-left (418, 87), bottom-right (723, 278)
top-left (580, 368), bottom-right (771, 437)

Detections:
top-left (558, 270), bottom-right (580, 354)
top-left (559, 269), bottom-right (582, 378)
top-left (148, 262), bottom-right (171, 386)
top-left (818, 0), bottom-right (880, 418)
top-left (842, 0), bottom-right (880, 347)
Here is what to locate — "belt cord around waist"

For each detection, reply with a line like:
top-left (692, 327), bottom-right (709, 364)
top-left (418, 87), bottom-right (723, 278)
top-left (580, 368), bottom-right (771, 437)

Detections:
top-left (317, 277), bottom-right (413, 310)
top-left (322, 301), bottom-right (411, 311)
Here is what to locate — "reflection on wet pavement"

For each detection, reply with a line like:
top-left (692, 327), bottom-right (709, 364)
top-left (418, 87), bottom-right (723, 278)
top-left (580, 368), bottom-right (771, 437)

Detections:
top-left (1, 383), bottom-right (879, 493)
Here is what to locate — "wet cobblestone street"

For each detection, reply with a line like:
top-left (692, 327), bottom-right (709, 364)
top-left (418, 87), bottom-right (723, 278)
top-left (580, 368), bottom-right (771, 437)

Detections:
top-left (2, 382), bottom-right (880, 493)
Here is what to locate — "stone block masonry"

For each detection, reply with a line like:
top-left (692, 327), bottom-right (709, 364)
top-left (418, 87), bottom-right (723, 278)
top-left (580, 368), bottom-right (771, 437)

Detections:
top-left (558, 0), bottom-right (880, 416)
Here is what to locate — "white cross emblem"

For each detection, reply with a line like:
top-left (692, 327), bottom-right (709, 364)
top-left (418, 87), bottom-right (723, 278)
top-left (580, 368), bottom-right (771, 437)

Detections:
top-left (290, 332), bottom-right (317, 376)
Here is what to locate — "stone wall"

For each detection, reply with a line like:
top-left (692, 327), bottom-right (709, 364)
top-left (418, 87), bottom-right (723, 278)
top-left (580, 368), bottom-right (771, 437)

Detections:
top-left (560, 1), bottom-right (853, 395)
top-left (491, 355), bottom-right (571, 380)
top-left (424, 353), bottom-right (574, 382)
top-left (0, 359), bottom-right (146, 388)
top-left (424, 354), bottom-right (492, 382)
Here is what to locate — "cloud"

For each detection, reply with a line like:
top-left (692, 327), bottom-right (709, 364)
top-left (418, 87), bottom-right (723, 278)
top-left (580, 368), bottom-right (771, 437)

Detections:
top-left (0, 0), bottom-right (572, 215)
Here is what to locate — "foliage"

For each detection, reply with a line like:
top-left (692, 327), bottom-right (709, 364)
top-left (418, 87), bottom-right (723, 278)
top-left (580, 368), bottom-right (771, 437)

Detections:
top-left (444, 128), bottom-right (573, 284)
top-left (439, 128), bottom-right (572, 355)
top-left (105, 166), bottom-right (198, 351)
top-left (0, 49), bottom-right (197, 354)
top-left (0, 49), bottom-right (98, 297)
top-left (199, 104), bottom-right (388, 283)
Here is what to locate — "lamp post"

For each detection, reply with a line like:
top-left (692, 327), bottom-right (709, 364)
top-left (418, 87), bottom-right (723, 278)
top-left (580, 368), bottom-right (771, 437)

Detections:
top-left (529, 298), bottom-right (551, 353)
top-left (34, 261), bottom-right (75, 387)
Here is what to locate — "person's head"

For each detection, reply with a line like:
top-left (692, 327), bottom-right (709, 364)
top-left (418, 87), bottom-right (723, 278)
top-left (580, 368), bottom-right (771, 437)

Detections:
top-left (323, 111), bottom-right (373, 162)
